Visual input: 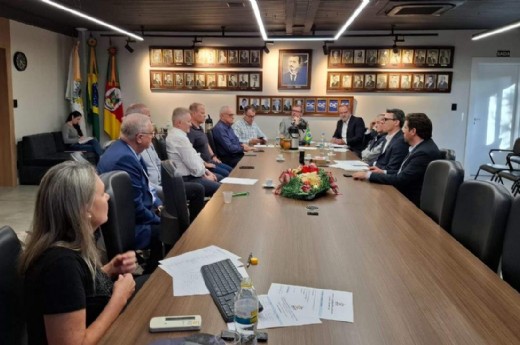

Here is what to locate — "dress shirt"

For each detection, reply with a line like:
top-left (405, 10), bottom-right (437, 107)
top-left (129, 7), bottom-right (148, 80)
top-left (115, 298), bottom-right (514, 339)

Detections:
top-left (382, 131), bottom-right (397, 153)
top-left (213, 121), bottom-right (243, 155)
top-left (166, 127), bottom-right (206, 177)
top-left (141, 145), bottom-right (161, 191)
top-left (232, 118), bottom-right (267, 144)
top-left (341, 118), bottom-right (350, 142)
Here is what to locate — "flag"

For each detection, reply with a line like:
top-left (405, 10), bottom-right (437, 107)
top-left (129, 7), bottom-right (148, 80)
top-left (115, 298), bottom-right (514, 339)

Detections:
top-left (304, 128), bottom-right (312, 144)
top-left (65, 40), bottom-right (84, 116)
top-left (103, 46), bottom-right (124, 140)
top-left (86, 37), bottom-right (100, 140)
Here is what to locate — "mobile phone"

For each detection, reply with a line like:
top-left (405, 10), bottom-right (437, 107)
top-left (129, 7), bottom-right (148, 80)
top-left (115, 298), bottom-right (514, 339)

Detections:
top-left (343, 173), bottom-right (353, 177)
top-left (149, 315), bottom-right (201, 332)
top-left (239, 166), bottom-right (255, 169)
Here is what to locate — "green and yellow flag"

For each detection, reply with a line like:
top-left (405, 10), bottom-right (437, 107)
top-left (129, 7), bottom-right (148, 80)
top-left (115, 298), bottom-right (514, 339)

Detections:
top-left (87, 37), bottom-right (100, 140)
top-left (103, 46), bottom-right (124, 140)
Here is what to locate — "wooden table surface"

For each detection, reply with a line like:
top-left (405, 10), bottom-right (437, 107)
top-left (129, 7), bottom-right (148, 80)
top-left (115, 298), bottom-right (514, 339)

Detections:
top-left (100, 148), bottom-right (520, 345)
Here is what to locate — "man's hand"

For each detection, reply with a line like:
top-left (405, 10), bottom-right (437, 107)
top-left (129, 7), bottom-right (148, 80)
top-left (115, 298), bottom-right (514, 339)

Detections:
top-left (352, 171), bottom-right (368, 181)
top-left (204, 161), bottom-right (216, 169)
top-left (249, 138), bottom-right (262, 146)
top-left (331, 138), bottom-right (345, 145)
top-left (368, 166), bottom-right (384, 174)
top-left (204, 170), bottom-right (218, 181)
top-left (212, 156), bottom-right (222, 164)
top-left (242, 144), bottom-right (253, 152)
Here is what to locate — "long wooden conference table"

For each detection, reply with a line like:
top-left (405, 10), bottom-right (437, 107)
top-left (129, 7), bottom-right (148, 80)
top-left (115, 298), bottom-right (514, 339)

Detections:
top-left (100, 148), bottom-right (520, 345)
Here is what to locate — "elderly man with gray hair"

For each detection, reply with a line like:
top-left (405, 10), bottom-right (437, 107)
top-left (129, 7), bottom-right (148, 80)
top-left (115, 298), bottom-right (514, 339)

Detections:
top-left (166, 107), bottom-right (221, 197)
top-left (97, 113), bottom-right (163, 271)
top-left (212, 105), bottom-right (252, 167)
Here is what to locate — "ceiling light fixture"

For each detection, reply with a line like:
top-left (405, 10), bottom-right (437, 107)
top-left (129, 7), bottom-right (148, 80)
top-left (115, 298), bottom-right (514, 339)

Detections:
top-left (40, 0), bottom-right (143, 41)
top-left (472, 20), bottom-right (520, 41)
top-left (124, 38), bottom-right (134, 53)
top-left (192, 37), bottom-right (202, 53)
top-left (249, 0), bottom-right (370, 42)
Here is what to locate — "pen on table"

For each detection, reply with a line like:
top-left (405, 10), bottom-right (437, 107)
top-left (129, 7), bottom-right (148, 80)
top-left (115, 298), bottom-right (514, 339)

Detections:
top-left (232, 192), bottom-right (249, 197)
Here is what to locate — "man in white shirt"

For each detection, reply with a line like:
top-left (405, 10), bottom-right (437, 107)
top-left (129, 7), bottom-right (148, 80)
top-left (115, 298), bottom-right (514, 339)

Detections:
top-left (166, 107), bottom-right (221, 197)
top-left (232, 106), bottom-right (267, 146)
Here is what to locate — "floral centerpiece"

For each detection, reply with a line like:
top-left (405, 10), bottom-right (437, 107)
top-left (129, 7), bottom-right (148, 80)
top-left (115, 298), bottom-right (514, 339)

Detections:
top-left (274, 163), bottom-right (339, 200)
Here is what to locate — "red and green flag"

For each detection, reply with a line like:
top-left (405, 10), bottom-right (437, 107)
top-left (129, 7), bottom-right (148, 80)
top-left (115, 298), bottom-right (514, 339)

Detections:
top-left (103, 46), bottom-right (124, 140)
top-left (87, 37), bottom-right (100, 140)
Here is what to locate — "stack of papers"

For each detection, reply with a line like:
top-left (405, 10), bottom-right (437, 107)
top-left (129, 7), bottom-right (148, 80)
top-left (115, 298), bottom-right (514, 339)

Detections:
top-left (159, 245), bottom-right (247, 296)
top-left (255, 283), bottom-right (354, 329)
top-left (329, 160), bottom-right (369, 172)
top-left (220, 177), bottom-right (258, 185)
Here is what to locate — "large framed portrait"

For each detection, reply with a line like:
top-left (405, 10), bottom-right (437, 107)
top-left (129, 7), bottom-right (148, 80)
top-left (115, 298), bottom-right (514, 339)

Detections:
top-left (278, 49), bottom-right (312, 90)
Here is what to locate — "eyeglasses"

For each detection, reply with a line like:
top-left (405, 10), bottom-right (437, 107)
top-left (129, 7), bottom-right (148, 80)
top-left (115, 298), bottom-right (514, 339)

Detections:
top-left (381, 117), bottom-right (397, 122)
top-left (140, 131), bottom-right (156, 136)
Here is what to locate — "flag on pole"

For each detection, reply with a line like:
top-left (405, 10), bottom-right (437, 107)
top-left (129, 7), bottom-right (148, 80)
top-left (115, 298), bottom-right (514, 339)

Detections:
top-left (86, 37), bottom-right (100, 140)
top-left (103, 46), bottom-right (124, 140)
top-left (65, 40), bottom-right (84, 116)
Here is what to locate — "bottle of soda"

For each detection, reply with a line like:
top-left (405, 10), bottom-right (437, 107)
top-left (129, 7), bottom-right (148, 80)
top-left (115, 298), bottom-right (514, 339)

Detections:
top-left (234, 277), bottom-right (258, 344)
top-left (205, 114), bottom-right (213, 132)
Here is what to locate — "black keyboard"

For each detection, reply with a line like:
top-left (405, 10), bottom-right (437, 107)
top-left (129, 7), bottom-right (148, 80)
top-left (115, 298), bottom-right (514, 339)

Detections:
top-left (201, 259), bottom-right (263, 322)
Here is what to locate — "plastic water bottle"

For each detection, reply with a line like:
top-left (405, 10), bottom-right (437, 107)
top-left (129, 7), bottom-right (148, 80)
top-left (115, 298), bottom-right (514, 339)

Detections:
top-left (234, 277), bottom-right (258, 344)
top-left (320, 132), bottom-right (325, 148)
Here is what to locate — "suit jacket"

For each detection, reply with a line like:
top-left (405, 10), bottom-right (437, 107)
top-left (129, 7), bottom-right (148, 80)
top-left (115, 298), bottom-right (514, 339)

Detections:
top-left (374, 130), bottom-right (409, 174)
top-left (332, 116), bottom-right (366, 156)
top-left (97, 140), bottom-right (161, 249)
top-left (282, 69), bottom-right (307, 85)
top-left (370, 138), bottom-right (441, 206)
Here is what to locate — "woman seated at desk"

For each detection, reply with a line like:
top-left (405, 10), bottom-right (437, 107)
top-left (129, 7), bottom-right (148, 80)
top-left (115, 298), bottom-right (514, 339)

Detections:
top-left (20, 161), bottom-right (137, 345)
top-left (62, 111), bottom-right (103, 160)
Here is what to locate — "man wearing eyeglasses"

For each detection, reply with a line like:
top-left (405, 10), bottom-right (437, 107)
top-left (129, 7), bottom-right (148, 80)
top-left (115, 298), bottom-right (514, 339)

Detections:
top-left (353, 113), bottom-right (440, 206)
top-left (279, 104), bottom-right (309, 138)
top-left (233, 105), bottom-right (267, 146)
top-left (331, 104), bottom-right (366, 157)
top-left (213, 105), bottom-right (253, 167)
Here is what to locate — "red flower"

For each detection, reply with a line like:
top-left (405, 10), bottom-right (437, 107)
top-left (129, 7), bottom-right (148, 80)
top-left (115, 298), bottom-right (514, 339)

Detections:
top-left (301, 184), bottom-right (311, 193)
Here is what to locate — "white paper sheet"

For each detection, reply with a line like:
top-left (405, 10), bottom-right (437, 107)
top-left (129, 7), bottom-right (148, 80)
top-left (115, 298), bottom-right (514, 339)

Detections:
top-left (256, 295), bottom-right (322, 329)
top-left (329, 160), bottom-right (369, 172)
top-left (220, 177), bottom-right (258, 185)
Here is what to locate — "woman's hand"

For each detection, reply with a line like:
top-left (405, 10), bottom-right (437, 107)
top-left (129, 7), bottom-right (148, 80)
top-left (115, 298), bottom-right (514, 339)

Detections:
top-left (112, 273), bottom-right (136, 305)
top-left (103, 251), bottom-right (137, 277)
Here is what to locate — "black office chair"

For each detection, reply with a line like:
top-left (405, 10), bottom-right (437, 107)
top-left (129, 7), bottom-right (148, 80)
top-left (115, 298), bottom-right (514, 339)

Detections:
top-left (474, 137), bottom-right (520, 181)
top-left (206, 129), bottom-right (217, 156)
top-left (497, 155), bottom-right (520, 196)
top-left (420, 160), bottom-right (464, 232)
top-left (501, 197), bottom-right (520, 292)
top-left (0, 226), bottom-right (26, 345)
top-left (439, 148), bottom-right (456, 161)
top-left (152, 135), bottom-right (168, 161)
top-left (99, 171), bottom-right (136, 260)
top-left (160, 160), bottom-right (191, 251)
top-left (450, 180), bottom-right (512, 271)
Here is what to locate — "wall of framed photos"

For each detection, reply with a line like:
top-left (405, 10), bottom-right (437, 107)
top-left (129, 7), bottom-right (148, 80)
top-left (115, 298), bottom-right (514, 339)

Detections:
top-left (150, 70), bottom-right (262, 91)
top-left (327, 71), bottom-right (452, 93)
top-left (328, 46), bottom-right (454, 69)
top-left (236, 95), bottom-right (354, 117)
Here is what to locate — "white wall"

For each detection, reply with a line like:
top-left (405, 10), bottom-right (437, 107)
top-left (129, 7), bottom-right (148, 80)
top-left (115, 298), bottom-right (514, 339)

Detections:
top-left (8, 19), bottom-right (520, 166)
top-left (10, 20), bottom-right (73, 139)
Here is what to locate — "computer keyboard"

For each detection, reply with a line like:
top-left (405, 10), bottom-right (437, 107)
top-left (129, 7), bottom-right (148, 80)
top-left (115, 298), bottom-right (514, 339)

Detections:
top-left (201, 259), bottom-right (263, 322)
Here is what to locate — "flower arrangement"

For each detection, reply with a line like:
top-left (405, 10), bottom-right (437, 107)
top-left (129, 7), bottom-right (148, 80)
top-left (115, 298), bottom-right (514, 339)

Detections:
top-left (274, 163), bottom-right (339, 200)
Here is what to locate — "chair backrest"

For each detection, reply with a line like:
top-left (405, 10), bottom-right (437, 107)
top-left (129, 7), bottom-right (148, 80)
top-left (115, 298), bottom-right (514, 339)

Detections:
top-left (451, 180), bottom-right (512, 271)
top-left (99, 171), bottom-right (136, 260)
top-left (501, 197), bottom-right (520, 292)
top-left (152, 136), bottom-right (168, 161)
top-left (439, 148), bottom-right (456, 161)
top-left (206, 129), bottom-right (217, 155)
top-left (420, 160), bottom-right (464, 232)
top-left (0, 226), bottom-right (26, 345)
top-left (70, 151), bottom-right (90, 164)
top-left (160, 160), bottom-right (190, 246)
top-left (513, 137), bottom-right (520, 155)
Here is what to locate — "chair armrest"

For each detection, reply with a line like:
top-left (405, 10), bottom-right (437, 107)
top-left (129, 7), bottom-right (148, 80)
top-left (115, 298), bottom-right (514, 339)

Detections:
top-left (489, 149), bottom-right (513, 164)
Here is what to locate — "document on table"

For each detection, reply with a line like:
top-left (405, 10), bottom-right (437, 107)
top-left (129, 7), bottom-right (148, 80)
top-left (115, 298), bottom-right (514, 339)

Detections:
top-left (298, 146), bottom-right (318, 151)
top-left (159, 245), bottom-right (247, 296)
top-left (255, 295), bottom-right (322, 329)
top-left (268, 283), bottom-right (354, 323)
top-left (329, 160), bottom-right (369, 172)
top-left (220, 177), bottom-right (258, 185)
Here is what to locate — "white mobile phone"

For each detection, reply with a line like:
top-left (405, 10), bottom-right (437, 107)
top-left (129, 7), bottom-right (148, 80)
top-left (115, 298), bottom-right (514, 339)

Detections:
top-left (149, 315), bottom-right (202, 333)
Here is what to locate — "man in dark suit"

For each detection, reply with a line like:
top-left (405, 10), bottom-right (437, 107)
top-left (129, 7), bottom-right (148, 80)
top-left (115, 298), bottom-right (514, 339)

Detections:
top-left (331, 104), bottom-right (366, 157)
top-left (353, 113), bottom-right (441, 206)
top-left (282, 54), bottom-right (308, 86)
top-left (97, 113), bottom-right (163, 268)
top-left (370, 109), bottom-right (409, 174)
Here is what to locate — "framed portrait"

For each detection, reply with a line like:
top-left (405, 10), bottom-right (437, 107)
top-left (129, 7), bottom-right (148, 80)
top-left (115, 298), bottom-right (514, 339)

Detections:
top-left (228, 73), bottom-right (238, 87)
top-left (174, 73), bottom-right (184, 87)
top-left (217, 73), bottom-right (227, 88)
top-left (250, 98), bottom-right (260, 110)
top-left (329, 49), bottom-right (342, 65)
top-left (206, 74), bottom-right (216, 88)
top-left (329, 73), bottom-right (341, 89)
top-left (185, 73), bottom-right (195, 87)
top-left (195, 73), bottom-right (205, 88)
top-left (378, 49), bottom-right (389, 65)
top-left (354, 49), bottom-right (365, 64)
top-left (401, 74), bottom-right (412, 89)
top-left (305, 99), bottom-right (316, 113)
top-left (238, 97), bottom-right (249, 112)
top-left (239, 50), bottom-right (249, 64)
top-left (376, 74), bottom-right (388, 89)
top-left (150, 49), bottom-right (162, 65)
top-left (426, 49), bottom-right (439, 65)
top-left (250, 50), bottom-right (261, 64)
top-left (424, 74), bottom-right (437, 90)
top-left (272, 98), bottom-right (282, 113)
top-left (364, 74), bottom-right (376, 89)
top-left (353, 74), bottom-right (364, 88)
top-left (228, 50), bottom-right (238, 64)
top-left (328, 100), bottom-right (339, 113)
top-left (342, 74), bottom-right (352, 89)
top-left (151, 72), bottom-right (162, 87)
top-left (414, 49), bottom-right (426, 64)
top-left (388, 74), bottom-right (400, 89)
top-left (390, 49), bottom-right (401, 64)
top-left (260, 98), bottom-right (271, 112)
top-left (413, 74), bottom-right (424, 89)
top-left (342, 49), bottom-right (353, 64)
top-left (437, 74), bottom-right (450, 90)
top-left (402, 49), bottom-right (414, 64)
top-left (282, 98), bottom-right (293, 112)
top-left (278, 49), bottom-right (312, 90)
top-left (163, 72), bottom-right (173, 87)
top-left (439, 49), bottom-right (451, 65)
top-left (184, 50), bottom-right (194, 65)
top-left (238, 73), bottom-right (249, 88)
top-left (250, 73), bottom-right (261, 88)
top-left (162, 49), bottom-right (173, 65)
top-left (294, 98), bottom-right (304, 108)
top-left (316, 99), bottom-right (327, 112)
top-left (366, 49), bottom-right (378, 65)
top-left (174, 49), bottom-right (184, 64)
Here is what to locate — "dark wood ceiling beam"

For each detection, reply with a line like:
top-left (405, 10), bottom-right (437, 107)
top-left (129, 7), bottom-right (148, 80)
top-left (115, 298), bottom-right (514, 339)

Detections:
top-left (285, 0), bottom-right (295, 35)
top-left (303, 0), bottom-right (321, 34)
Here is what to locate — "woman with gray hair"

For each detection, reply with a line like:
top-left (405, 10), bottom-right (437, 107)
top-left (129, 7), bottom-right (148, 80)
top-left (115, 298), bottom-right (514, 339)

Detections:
top-left (21, 161), bottom-right (136, 345)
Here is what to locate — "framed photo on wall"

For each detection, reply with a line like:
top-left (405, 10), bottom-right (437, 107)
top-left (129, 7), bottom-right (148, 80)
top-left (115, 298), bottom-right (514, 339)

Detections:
top-left (278, 49), bottom-right (312, 90)
top-left (151, 70), bottom-right (263, 92)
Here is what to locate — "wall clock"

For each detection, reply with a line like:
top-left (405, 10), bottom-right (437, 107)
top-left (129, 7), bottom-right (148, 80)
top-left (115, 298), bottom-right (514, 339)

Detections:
top-left (13, 52), bottom-right (27, 71)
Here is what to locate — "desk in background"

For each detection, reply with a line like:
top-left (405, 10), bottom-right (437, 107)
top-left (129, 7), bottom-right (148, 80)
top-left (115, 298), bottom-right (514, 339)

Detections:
top-left (100, 148), bottom-right (520, 345)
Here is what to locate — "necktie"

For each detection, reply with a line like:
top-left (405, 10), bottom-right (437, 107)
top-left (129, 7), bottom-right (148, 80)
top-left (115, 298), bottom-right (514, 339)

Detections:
top-left (291, 75), bottom-right (295, 82)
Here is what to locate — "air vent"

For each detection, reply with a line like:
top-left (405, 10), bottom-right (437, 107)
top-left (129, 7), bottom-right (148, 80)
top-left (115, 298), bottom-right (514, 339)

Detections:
top-left (387, 4), bottom-right (456, 16)
top-left (227, 2), bottom-right (245, 8)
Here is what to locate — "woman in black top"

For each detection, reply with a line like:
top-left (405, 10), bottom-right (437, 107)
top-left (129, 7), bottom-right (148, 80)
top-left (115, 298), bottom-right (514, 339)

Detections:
top-left (20, 161), bottom-right (136, 345)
